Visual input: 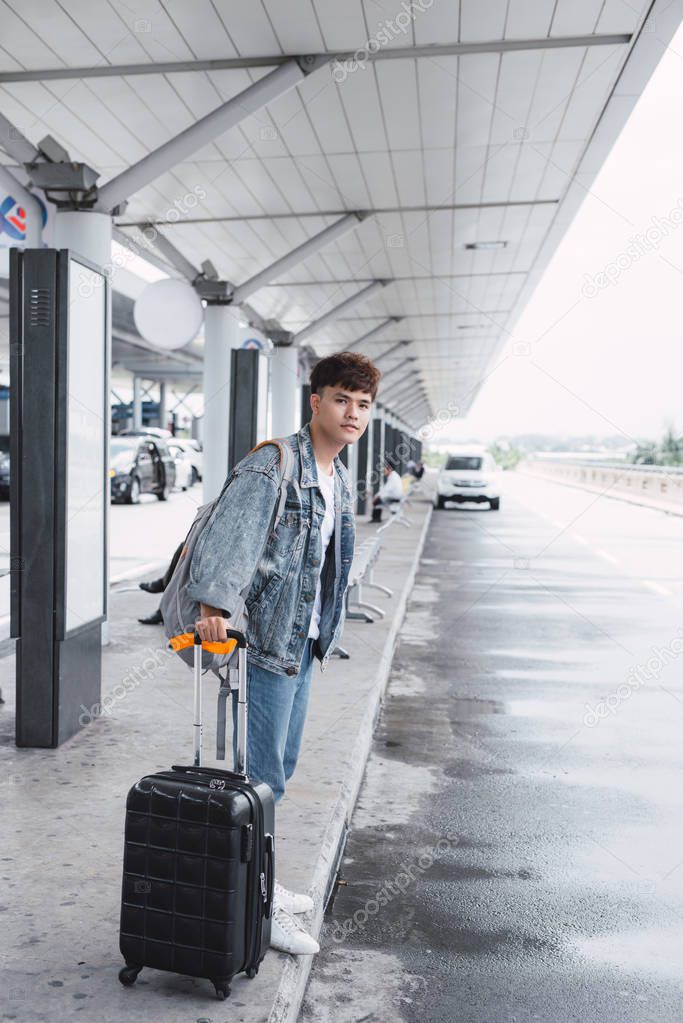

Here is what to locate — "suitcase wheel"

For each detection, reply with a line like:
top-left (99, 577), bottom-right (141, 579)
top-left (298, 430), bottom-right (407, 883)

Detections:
top-left (213, 980), bottom-right (231, 1000)
top-left (246, 965), bottom-right (259, 979)
top-left (118, 963), bottom-right (142, 987)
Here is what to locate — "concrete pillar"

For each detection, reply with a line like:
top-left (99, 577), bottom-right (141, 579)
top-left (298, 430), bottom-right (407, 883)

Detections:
top-left (158, 380), bottom-right (167, 431)
top-left (300, 384), bottom-right (312, 428)
top-left (384, 416), bottom-right (394, 467)
top-left (53, 209), bottom-right (112, 647)
top-left (132, 376), bottom-right (142, 429)
top-left (371, 410), bottom-right (385, 496)
top-left (54, 210), bottom-right (111, 269)
top-left (356, 416), bottom-right (372, 515)
top-left (270, 345), bottom-right (299, 438)
top-left (203, 304), bottom-right (240, 502)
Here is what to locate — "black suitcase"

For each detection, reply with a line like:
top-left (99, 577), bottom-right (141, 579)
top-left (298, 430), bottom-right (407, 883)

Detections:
top-left (118, 627), bottom-right (275, 1000)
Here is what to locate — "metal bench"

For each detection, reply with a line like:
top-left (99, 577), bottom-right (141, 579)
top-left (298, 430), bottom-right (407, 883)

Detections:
top-left (332, 531), bottom-right (393, 659)
top-left (377, 491), bottom-right (412, 531)
top-left (345, 536), bottom-right (385, 623)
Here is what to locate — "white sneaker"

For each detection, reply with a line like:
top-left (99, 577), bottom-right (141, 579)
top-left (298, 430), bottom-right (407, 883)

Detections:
top-left (273, 879), bottom-right (314, 915)
top-left (269, 904), bottom-right (320, 955)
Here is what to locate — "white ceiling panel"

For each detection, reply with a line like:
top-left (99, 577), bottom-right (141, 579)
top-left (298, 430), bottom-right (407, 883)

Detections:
top-left (262, 0), bottom-right (326, 53)
top-left (391, 149), bottom-right (427, 207)
top-left (550, 0), bottom-right (603, 37)
top-left (596, 0), bottom-right (652, 35)
top-left (505, 0), bottom-right (557, 40)
top-left (559, 45), bottom-right (625, 138)
top-left (211, 2), bottom-right (281, 56)
top-left (108, 0), bottom-right (195, 61)
top-left (489, 51), bottom-right (545, 146)
top-left (527, 48), bottom-right (586, 141)
top-left (459, 0), bottom-right (508, 42)
top-left (412, 2), bottom-right (460, 46)
top-left (336, 66), bottom-right (388, 153)
top-left (375, 60), bottom-right (421, 150)
top-left (417, 58), bottom-right (458, 150)
top-left (296, 73), bottom-right (356, 153)
top-left (312, 0), bottom-right (368, 50)
top-left (158, 0), bottom-right (238, 61)
top-left (455, 53), bottom-right (500, 148)
top-left (55, 0), bottom-right (151, 63)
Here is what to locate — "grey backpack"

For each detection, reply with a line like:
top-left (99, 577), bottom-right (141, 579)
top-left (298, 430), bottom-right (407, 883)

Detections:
top-left (160, 437), bottom-right (296, 676)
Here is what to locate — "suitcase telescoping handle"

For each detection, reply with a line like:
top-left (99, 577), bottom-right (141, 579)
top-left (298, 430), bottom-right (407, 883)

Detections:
top-left (192, 625), bottom-right (248, 774)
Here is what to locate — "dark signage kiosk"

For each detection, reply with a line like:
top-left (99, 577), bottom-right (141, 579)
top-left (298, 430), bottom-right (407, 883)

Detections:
top-left (10, 248), bottom-right (109, 747)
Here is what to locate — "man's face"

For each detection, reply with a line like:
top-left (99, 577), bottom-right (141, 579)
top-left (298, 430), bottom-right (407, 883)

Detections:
top-left (311, 384), bottom-right (372, 446)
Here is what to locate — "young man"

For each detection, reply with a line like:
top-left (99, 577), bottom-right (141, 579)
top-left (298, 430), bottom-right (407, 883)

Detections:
top-left (187, 351), bottom-right (380, 955)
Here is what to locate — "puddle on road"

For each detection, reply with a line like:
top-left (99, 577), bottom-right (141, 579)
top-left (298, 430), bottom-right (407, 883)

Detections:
top-left (388, 671), bottom-right (426, 697)
top-left (571, 926), bottom-right (683, 979)
top-left (409, 583), bottom-right (440, 603)
top-left (353, 755), bottom-right (440, 828)
top-left (400, 607), bottom-right (438, 645)
top-left (503, 698), bottom-right (586, 722)
top-left (301, 948), bottom-right (425, 1021)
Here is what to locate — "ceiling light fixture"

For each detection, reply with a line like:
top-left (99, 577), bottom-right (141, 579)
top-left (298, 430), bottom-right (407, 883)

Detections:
top-left (464, 241), bottom-right (507, 250)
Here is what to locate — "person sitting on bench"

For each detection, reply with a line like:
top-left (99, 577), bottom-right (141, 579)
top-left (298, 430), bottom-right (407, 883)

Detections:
top-left (370, 457), bottom-right (403, 523)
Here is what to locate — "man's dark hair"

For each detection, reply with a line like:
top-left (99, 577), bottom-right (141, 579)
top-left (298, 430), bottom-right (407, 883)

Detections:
top-left (310, 351), bottom-right (381, 401)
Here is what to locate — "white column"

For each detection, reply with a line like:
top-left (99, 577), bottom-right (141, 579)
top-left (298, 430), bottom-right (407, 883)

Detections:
top-left (270, 345), bottom-right (299, 438)
top-left (132, 377), bottom-right (142, 429)
top-left (202, 304), bottom-right (241, 502)
top-left (53, 210), bottom-right (113, 646)
top-left (54, 210), bottom-right (112, 269)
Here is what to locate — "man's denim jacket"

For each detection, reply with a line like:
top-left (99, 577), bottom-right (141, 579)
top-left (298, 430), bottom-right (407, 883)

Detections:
top-left (186, 421), bottom-right (356, 677)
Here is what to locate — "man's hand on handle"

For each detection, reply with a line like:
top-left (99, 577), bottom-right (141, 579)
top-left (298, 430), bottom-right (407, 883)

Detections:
top-left (196, 603), bottom-right (229, 643)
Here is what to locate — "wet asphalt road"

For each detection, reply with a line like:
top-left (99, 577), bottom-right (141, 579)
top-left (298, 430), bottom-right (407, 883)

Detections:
top-left (300, 476), bottom-right (683, 1023)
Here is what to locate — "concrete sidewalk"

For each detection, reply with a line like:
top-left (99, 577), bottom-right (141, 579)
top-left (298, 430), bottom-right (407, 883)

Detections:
top-left (1, 497), bottom-right (431, 1023)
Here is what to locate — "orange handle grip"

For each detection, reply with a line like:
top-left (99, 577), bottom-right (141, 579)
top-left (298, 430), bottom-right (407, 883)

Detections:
top-left (169, 632), bottom-right (238, 656)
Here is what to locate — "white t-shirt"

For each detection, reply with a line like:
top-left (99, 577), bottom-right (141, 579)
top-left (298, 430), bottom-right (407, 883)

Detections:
top-left (307, 461), bottom-right (336, 641)
top-left (379, 469), bottom-right (403, 501)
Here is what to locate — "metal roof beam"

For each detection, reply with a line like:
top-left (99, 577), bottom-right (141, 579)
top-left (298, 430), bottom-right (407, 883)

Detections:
top-left (378, 356), bottom-right (416, 385)
top-left (96, 60), bottom-right (322, 213)
top-left (231, 212), bottom-right (367, 305)
top-left (380, 377), bottom-right (420, 404)
top-left (293, 280), bottom-right (389, 346)
top-left (345, 317), bottom-right (403, 351)
top-left (119, 199), bottom-right (556, 228)
top-left (372, 340), bottom-right (412, 365)
top-left (0, 111), bottom-right (40, 163)
top-left (0, 34), bottom-right (631, 83)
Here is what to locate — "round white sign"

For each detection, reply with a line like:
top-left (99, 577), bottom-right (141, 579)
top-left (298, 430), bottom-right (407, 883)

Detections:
top-left (134, 278), bottom-right (203, 350)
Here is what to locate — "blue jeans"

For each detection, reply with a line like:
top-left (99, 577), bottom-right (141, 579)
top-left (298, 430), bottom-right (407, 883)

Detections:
top-left (231, 637), bottom-right (316, 802)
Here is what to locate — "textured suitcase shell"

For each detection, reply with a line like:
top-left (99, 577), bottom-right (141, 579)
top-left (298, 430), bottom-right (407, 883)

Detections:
top-left (118, 627), bottom-right (275, 1000)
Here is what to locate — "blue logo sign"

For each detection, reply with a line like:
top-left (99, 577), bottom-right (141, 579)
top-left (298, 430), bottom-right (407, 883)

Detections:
top-left (0, 193), bottom-right (48, 242)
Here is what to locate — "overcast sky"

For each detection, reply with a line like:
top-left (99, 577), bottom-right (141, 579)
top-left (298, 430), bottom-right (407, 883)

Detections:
top-left (432, 22), bottom-right (683, 448)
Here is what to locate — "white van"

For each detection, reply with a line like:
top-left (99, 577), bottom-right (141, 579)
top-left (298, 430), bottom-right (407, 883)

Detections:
top-left (434, 448), bottom-right (501, 510)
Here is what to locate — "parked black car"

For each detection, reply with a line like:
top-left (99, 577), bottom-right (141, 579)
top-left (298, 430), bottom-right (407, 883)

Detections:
top-left (109, 435), bottom-right (176, 504)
